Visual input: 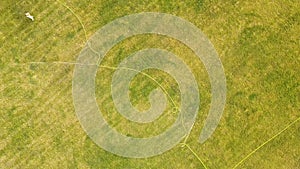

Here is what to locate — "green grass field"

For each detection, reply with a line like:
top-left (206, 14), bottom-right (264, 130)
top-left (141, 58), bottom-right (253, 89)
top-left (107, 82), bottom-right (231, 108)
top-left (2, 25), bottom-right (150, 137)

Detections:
top-left (0, 0), bottom-right (299, 168)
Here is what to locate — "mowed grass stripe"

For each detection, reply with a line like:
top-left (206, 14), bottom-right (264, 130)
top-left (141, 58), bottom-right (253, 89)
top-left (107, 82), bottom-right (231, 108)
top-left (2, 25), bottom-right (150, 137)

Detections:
top-left (1, 0), bottom-right (299, 168)
top-left (1, 65), bottom-right (71, 139)
top-left (1, 1), bottom-right (84, 63)
top-left (0, 0), bottom-right (54, 43)
top-left (233, 116), bottom-right (300, 168)
top-left (1, 63), bottom-right (73, 165)
top-left (2, 77), bottom-right (73, 167)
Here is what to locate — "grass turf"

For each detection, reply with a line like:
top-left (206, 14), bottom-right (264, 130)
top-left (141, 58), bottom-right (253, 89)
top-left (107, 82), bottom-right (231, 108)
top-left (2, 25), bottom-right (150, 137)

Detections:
top-left (0, 0), bottom-right (299, 168)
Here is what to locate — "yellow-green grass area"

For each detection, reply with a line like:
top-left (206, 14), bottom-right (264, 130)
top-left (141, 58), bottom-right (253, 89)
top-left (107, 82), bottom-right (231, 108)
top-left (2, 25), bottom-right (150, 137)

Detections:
top-left (0, 0), bottom-right (299, 168)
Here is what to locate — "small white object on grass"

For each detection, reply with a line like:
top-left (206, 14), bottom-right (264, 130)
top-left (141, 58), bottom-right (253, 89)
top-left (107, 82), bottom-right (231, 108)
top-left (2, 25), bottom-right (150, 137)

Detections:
top-left (25, 12), bottom-right (34, 21)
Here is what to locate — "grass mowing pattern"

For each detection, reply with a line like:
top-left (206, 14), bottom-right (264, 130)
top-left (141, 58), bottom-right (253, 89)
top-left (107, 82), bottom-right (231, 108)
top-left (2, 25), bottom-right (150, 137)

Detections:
top-left (0, 0), bottom-right (299, 168)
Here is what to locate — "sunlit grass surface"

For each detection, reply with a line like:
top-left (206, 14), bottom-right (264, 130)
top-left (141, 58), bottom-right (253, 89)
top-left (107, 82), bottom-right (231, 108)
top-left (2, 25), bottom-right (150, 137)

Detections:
top-left (0, 0), bottom-right (299, 168)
